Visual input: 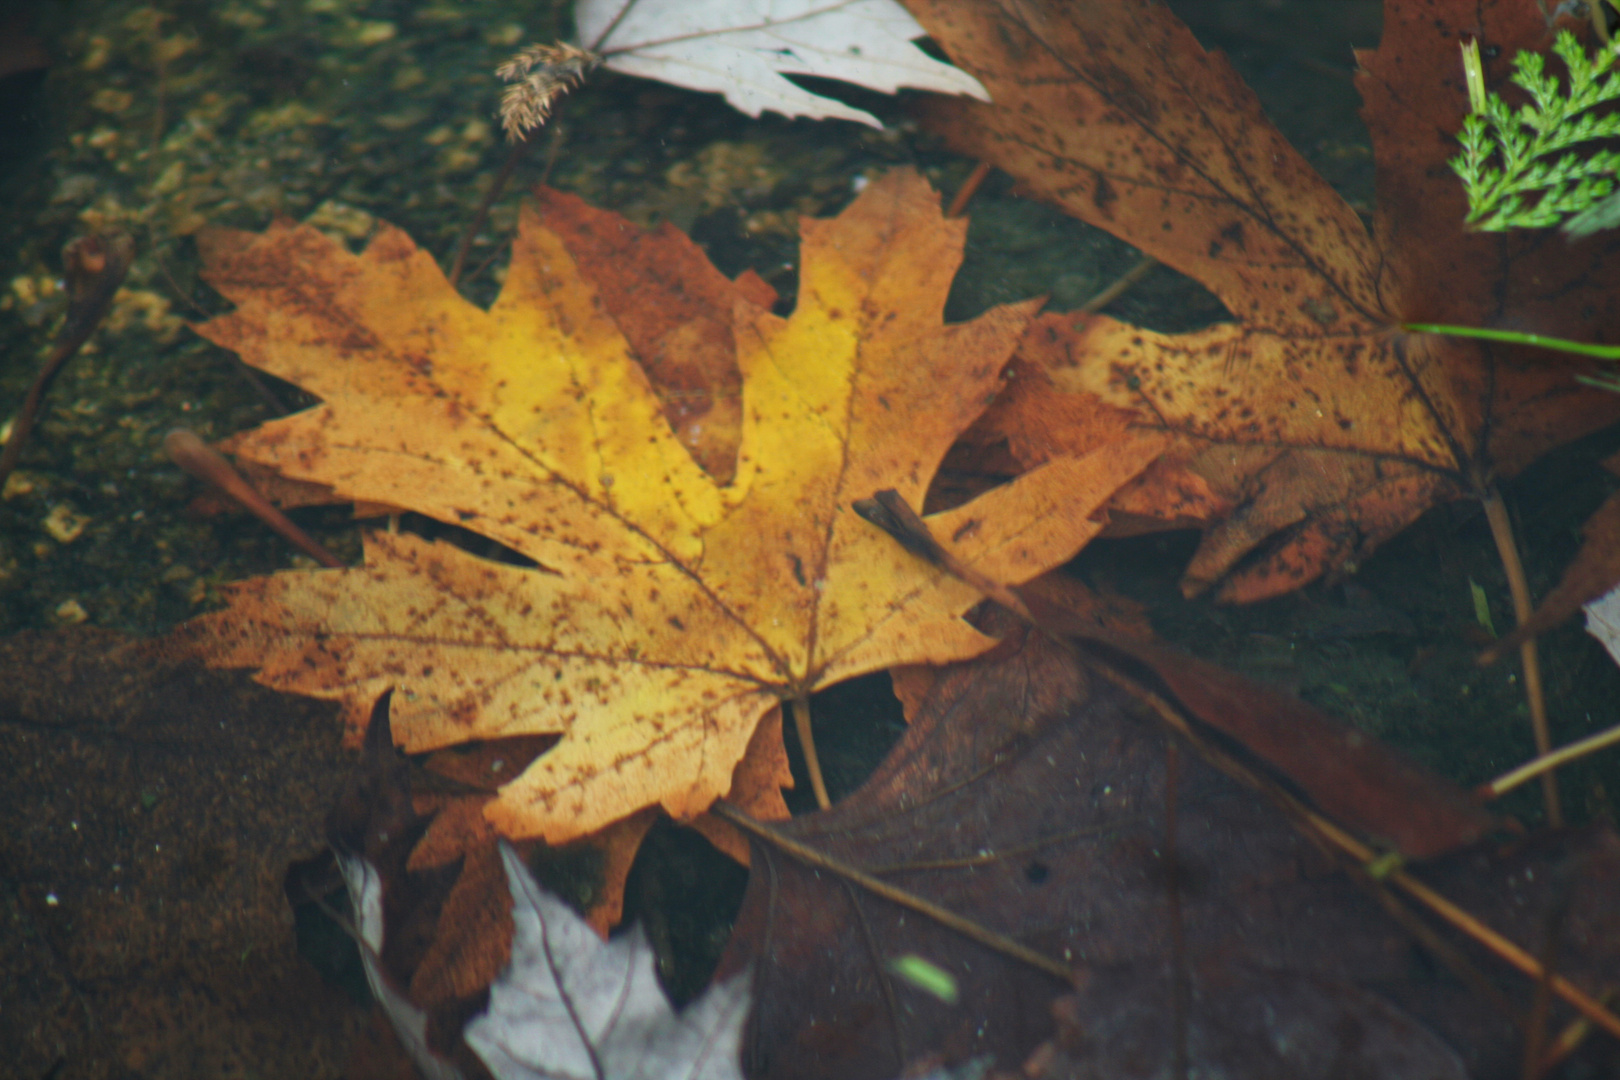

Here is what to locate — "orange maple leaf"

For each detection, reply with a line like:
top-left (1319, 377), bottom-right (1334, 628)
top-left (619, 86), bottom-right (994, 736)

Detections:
top-left (906, 0), bottom-right (1620, 601)
top-left (181, 169), bottom-right (1160, 844)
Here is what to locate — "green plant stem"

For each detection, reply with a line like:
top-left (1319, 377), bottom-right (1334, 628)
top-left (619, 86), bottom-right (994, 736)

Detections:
top-left (1405, 323), bottom-right (1620, 360)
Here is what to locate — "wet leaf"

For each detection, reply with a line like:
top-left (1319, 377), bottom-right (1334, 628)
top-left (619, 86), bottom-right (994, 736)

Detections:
top-left (906, 0), bottom-right (1620, 601)
top-left (466, 842), bottom-right (749, 1080)
top-left (576, 0), bottom-right (988, 129)
top-left (718, 622), bottom-right (1620, 1080)
top-left (178, 169), bottom-right (1159, 850)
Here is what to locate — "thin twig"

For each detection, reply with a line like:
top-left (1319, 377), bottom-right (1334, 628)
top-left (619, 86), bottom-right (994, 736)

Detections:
top-left (1482, 488), bottom-right (1563, 825)
top-left (1095, 658), bottom-right (1620, 1043)
top-left (163, 428), bottom-right (344, 568)
top-left (1308, 811), bottom-right (1620, 1042)
top-left (945, 161), bottom-right (993, 219)
top-left (1522, 882), bottom-right (1566, 1080)
top-left (450, 135), bottom-right (535, 288)
top-left (1539, 992), bottom-right (1613, 1073)
top-left (1479, 719), bottom-right (1620, 801)
top-left (711, 801), bottom-right (1071, 981)
top-left (1079, 254), bottom-right (1159, 314)
top-left (0, 234), bottom-right (133, 490)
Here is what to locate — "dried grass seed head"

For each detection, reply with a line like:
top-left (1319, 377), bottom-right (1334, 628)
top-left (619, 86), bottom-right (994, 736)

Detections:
top-left (497, 42), bottom-right (599, 141)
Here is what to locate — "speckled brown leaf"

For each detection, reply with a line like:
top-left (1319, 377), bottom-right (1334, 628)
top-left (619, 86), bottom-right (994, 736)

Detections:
top-left (907, 0), bottom-right (1620, 600)
top-left (178, 168), bottom-right (1160, 846)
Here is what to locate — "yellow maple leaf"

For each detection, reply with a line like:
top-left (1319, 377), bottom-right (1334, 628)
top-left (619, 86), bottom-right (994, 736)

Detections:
top-left (184, 169), bottom-right (1159, 843)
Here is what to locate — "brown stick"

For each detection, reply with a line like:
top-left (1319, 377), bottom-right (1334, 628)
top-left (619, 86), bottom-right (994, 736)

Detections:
top-left (0, 234), bottom-right (134, 490)
top-left (449, 135), bottom-right (535, 288)
top-left (710, 801), bottom-right (1071, 981)
top-left (163, 429), bottom-right (344, 568)
top-left (1478, 720), bottom-right (1620, 802)
top-left (1308, 810), bottom-right (1620, 1041)
top-left (1482, 488), bottom-right (1562, 826)
top-left (1107, 660), bottom-right (1620, 1045)
top-left (1079, 254), bottom-right (1159, 314)
top-left (945, 160), bottom-right (993, 219)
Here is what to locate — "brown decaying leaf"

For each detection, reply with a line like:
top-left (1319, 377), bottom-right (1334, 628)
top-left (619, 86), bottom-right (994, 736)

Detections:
top-left (906, 0), bottom-right (1620, 601)
top-left (179, 169), bottom-right (1159, 847)
top-left (718, 621), bottom-right (1620, 1080)
top-left (1058, 628), bottom-right (1498, 859)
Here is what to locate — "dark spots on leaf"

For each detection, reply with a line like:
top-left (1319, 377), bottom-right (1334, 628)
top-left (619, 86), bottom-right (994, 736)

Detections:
top-left (790, 554), bottom-right (807, 587)
top-left (952, 519), bottom-right (981, 543)
top-left (1024, 861), bottom-right (1050, 885)
top-left (669, 616), bottom-right (685, 631)
top-left (1091, 173), bottom-right (1116, 216)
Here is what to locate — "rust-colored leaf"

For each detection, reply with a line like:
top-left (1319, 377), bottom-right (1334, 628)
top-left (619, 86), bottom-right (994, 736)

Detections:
top-left (907, 0), bottom-right (1620, 601)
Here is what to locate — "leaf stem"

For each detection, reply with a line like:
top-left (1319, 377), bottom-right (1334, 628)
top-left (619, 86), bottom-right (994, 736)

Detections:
top-left (1404, 322), bottom-right (1620, 360)
top-left (792, 695), bottom-right (831, 810)
top-left (1481, 489), bottom-right (1563, 826)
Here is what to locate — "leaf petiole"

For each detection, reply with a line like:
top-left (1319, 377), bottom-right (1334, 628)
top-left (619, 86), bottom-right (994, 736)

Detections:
top-left (1403, 322), bottom-right (1620, 360)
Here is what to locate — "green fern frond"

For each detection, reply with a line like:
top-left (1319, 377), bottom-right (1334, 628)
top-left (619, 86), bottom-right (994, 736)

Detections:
top-left (1453, 30), bottom-right (1620, 233)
